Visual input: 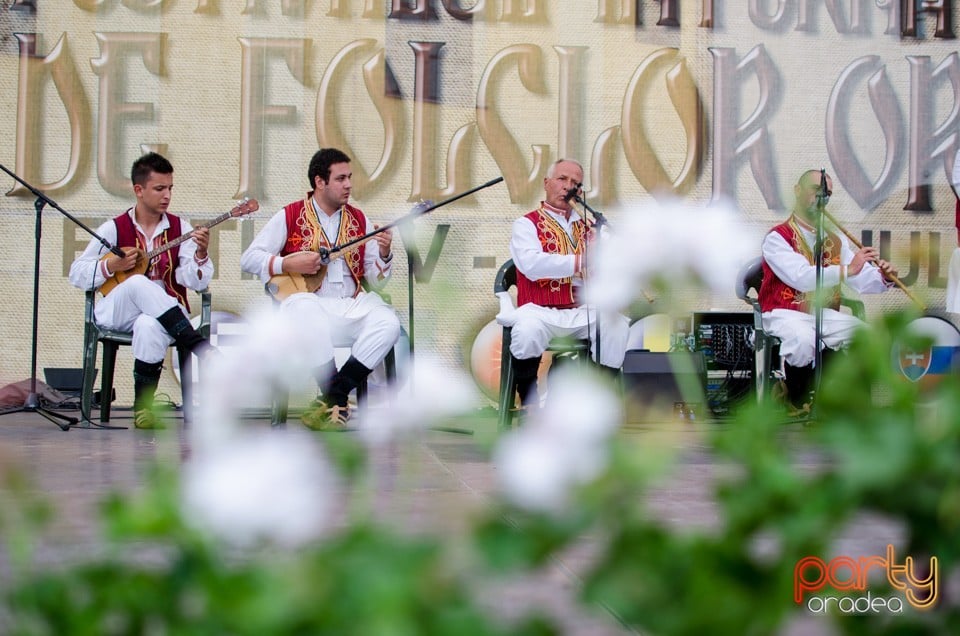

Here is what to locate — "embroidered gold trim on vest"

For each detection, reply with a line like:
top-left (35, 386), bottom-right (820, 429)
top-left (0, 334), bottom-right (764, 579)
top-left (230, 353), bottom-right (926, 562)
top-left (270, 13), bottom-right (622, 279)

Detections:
top-left (534, 207), bottom-right (586, 294)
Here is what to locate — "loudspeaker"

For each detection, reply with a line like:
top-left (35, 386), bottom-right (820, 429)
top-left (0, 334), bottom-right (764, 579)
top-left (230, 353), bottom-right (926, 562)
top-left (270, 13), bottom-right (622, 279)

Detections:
top-left (43, 367), bottom-right (90, 393)
top-left (623, 350), bottom-right (706, 421)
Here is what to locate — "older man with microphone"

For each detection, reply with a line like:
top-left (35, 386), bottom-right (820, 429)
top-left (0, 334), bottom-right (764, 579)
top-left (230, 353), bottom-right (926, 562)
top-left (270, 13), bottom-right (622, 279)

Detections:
top-left (504, 158), bottom-right (630, 412)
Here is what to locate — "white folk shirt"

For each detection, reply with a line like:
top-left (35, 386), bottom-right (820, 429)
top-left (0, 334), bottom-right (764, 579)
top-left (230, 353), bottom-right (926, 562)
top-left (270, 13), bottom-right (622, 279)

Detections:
top-left (68, 208), bottom-right (212, 294)
top-left (761, 218), bottom-right (890, 298)
top-left (509, 202), bottom-right (583, 288)
top-left (240, 198), bottom-right (393, 298)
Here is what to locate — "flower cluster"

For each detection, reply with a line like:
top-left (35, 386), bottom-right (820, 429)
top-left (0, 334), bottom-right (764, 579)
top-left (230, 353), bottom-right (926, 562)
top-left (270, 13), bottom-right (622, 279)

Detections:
top-left (494, 367), bottom-right (621, 513)
top-left (585, 199), bottom-right (761, 312)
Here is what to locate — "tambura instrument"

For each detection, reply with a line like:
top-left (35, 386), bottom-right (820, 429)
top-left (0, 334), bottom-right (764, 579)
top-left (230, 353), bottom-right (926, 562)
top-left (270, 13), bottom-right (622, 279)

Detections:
top-left (892, 315), bottom-right (960, 390)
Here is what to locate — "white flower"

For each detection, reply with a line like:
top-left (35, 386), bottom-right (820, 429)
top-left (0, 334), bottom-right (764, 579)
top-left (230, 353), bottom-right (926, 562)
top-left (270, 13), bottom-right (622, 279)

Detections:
top-left (195, 303), bottom-right (333, 452)
top-left (585, 199), bottom-right (760, 312)
top-left (494, 367), bottom-right (621, 513)
top-left (182, 430), bottom-right (336, 547)
top-left (361, 354), bottom-right (479, 445)
top-left (537, 370), bottom-right (622, 444)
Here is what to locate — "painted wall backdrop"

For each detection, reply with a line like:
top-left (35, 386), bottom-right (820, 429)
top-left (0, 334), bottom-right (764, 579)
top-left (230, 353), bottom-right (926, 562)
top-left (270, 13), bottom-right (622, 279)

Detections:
top-left (1, 1), bottom-right (958, 402)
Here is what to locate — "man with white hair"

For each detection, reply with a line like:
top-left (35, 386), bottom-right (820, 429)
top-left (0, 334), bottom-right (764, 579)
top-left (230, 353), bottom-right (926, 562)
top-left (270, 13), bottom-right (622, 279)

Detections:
top-left (506, 158), bottom-right (629, 411)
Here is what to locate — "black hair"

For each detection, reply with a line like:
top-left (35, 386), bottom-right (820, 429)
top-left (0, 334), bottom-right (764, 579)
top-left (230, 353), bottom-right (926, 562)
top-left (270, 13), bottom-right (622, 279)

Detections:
top-left (131, 152), bottom-right (173, 186)
top-left (307, 148), bottom-right (351, 190)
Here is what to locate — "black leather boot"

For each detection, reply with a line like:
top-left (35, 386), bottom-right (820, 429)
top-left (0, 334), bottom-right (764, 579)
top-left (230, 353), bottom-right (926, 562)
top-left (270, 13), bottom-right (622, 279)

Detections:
top-left (324, 356), bottom-right (372, 408)
top-left (512, 355), bottom-right (542, 409)
top-left (133, 359), bottom-right (164, 429)
top-left (156, 307), bottom-right (206, 354)
top-left (784, 363), bottom-right (815, 409)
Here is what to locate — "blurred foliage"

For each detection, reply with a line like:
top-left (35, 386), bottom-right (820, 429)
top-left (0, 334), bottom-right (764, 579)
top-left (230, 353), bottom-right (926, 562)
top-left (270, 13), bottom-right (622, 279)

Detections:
top-left (2, 311), bottom-right (959, 634)
top-left (474, 311), bottom-right (960, 634)
top-left (3, 462), bottom-right (554, 636)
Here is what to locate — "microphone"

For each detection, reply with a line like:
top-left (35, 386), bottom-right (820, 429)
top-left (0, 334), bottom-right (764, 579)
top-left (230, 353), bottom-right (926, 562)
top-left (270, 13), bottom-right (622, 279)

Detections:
top-left (563, 185), bottom-right (580, 202)
top-left (816, 168), bottom-right (830, 210)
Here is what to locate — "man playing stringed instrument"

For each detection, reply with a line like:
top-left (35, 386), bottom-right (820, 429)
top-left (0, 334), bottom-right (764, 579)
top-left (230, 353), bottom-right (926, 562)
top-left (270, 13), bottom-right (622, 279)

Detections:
top-left (240, 148), bottom-right (400, 430)
top-left (760, 169), bottom-right (899, 413)
top-left (68, 152), bottom-right (213, 429)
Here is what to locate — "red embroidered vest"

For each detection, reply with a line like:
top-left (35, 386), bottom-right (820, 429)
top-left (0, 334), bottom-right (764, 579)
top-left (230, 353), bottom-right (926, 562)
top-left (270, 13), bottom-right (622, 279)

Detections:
top-left (516, 208), bottom-right (587, 309)
top-left (114, 211), bottom-right (190, 311)
top-left (759, 216), bottom-right (841, 314)
top-left (280, 197), bottom-right (366, 297)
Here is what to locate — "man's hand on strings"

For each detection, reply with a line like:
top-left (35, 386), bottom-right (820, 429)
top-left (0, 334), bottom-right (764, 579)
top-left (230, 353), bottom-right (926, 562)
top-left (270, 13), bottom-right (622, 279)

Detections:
top-left (374, 224), bottom-right (393, 259)
top-left (106, 249), bottom-right (140, 274)
top-left (192, 227), bottom-right (210, 259)
top-left (283, 251), bottom-right (324, 275)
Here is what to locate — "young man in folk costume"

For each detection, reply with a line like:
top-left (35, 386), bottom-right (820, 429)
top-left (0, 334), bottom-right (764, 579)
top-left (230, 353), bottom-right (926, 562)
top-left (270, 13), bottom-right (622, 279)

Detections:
top-left (507, 158), bottom-right (630, 410)
top-left (69, 152), bottom-right (212, 429)
top-left (760, 169), bottom-right (898, 413)
top-left (241, 148), bottom-right (400, 430)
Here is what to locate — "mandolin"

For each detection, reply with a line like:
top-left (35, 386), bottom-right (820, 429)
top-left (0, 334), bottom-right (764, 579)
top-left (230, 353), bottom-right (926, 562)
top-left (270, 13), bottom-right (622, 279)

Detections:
top-left (266, 232), bottom-right (382, 301)
top-left (99, 198), bottom-right (259, 296)
top-left (266, 200), bottom-right (431, 301)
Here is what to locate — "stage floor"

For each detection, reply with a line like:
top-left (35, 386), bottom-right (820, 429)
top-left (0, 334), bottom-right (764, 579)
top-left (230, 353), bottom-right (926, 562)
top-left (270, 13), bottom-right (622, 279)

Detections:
top-left (0, 404), bottom-right (907, 635)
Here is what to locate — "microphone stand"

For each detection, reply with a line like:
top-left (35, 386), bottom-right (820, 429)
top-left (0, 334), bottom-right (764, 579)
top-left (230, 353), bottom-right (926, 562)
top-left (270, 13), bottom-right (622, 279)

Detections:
top-left (0, 163), bottom-right (125, 431)
top-left (322, 176), bottom-right (504, 356)
top-left (810, 169), bottom-right (829, 421)
top-left (321, 176), bottom-right (505, 434)
top-left (569, 191), bottom-right (608, 374)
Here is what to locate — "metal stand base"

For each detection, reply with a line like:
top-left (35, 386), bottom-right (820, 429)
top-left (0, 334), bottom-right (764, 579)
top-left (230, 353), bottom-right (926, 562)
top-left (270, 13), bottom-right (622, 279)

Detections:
top-left (5, 392), bottom-right (76, 431)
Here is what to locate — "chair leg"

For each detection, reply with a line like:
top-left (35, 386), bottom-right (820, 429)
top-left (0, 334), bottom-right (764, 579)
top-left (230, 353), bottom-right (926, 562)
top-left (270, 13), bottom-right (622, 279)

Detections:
top-left (385, 348), bottom-right (397, 384)
top-left (178, 346), bottom-right (193, 423)
top-left (757, 339), bottom-right (772, 403)
top-left (80, 330), bottom-right (99, 424)
top-left (271, 385), bottom-right (288, 428)
top-left (498, 327), bottom-right (516, 431)
top-left (358, 349), bottom-right (396, 408)
top-left (100, 342), bottom-right (119, 422)
top-left (376, 346), bottom-right (397, 407)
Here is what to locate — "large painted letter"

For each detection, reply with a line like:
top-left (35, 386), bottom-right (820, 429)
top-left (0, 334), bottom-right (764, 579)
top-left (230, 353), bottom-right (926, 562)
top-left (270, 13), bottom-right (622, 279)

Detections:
top-left (441, 0), bottom-right (491, 21)
top-left (477, 44), bottom-right (549, 203)
top-left (748, 0), bottom-right (788, 29)
top-left (91, 32), bottom-right (165, 196)
top-left (621, 47), bottom-right (704, 198)
top-left (388, 0), bottom-right (438, 19)
top-left (317, 40), bottom-right (405, 199)
top-left (408, 41), bottom-right (479, 200)
top-left (905, 54), bottom-right (960, 211)
top-left (595, 0), bottom-right (635, 24)
top-left (901, 0), bottom-right (955, 38)
top-left (500, 0), bottom-right (546, 23)
top-left (235, 37), bottom-right (309, 201)
top-left (709, 45), bottom-right (783, 209)
top-left (10, 34), bottom-right (91, 197)
top-left (826, 56), bottom-right (904, 210)
top-left (327, 0), bottom-right (383, 18)
top-left (554, 46), bottom-right (587, 163)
